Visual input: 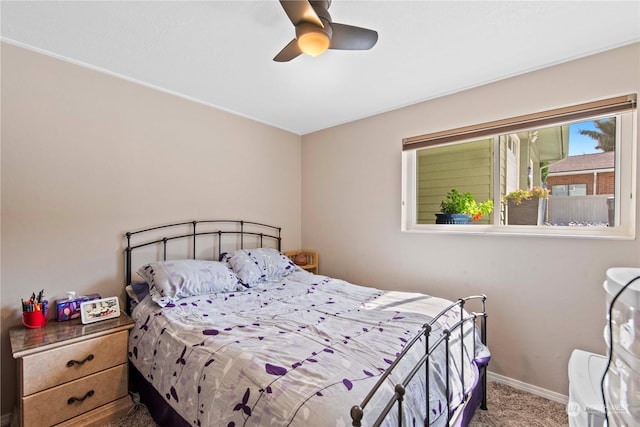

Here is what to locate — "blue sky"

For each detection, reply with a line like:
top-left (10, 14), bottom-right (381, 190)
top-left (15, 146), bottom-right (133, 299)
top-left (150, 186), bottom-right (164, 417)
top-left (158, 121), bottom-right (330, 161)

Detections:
top-left (568, 120), bottom-right (602, 156)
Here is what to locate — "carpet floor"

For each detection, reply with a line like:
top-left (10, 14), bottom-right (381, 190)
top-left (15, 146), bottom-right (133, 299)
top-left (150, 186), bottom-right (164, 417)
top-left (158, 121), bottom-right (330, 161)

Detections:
top-left (105, 381), bottom-right (569, 426)
top-left (469, 381), bottom-right (568, 427)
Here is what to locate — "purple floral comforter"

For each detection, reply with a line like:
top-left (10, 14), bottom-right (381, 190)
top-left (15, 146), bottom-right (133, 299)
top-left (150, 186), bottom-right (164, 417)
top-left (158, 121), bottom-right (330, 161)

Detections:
top-left (129, 271), bottom-right (488, 426)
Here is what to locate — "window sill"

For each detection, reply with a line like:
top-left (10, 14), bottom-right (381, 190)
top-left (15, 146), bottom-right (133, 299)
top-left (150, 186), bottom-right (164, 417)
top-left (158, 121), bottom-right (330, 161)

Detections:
top-left (401, 223), bottom-right (636, 240)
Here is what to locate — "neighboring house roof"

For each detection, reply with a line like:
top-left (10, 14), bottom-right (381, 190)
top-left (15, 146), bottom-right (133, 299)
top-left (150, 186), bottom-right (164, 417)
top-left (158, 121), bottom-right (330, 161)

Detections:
top-left (547, 151), bottom-right (614, 174)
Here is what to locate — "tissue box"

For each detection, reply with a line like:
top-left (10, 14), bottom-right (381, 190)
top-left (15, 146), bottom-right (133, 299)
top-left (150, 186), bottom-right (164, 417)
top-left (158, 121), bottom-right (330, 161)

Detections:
top-left (56, 294), bottom-right (101, 321)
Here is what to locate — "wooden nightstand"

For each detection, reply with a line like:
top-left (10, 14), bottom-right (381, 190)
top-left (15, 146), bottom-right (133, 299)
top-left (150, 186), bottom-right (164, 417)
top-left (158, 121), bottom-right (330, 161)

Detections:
top-left (285, 250), bottom-right (319, 274)
top-left (9, 313), bottom-right (135, 427)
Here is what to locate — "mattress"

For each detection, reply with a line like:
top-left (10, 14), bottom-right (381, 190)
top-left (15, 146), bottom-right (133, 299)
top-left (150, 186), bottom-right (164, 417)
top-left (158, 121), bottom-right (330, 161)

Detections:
top-left (128, 270), bottom-right (488, 426)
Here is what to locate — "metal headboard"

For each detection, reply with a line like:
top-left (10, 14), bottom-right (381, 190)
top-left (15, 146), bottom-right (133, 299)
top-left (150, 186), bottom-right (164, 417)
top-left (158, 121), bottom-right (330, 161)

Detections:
top-left (124, 219), bottom-right (281, 289)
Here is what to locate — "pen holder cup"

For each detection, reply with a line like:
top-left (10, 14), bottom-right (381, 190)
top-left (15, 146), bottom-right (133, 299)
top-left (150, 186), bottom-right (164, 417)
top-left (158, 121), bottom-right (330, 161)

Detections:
top-left (22, 310), bottom-right (47, 329)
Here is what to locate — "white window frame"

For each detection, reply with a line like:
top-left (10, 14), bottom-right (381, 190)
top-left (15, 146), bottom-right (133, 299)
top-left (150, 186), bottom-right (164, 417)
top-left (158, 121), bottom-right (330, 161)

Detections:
top-left (402, 109), bottom-right (637, 239)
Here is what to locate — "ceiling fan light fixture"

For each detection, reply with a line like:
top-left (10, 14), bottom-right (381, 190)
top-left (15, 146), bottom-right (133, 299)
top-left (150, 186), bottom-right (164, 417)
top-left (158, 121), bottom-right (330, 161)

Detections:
top-left (275, 1), bottom-right (376, 62)
top-left (297, 30), bottom-right (330, 57)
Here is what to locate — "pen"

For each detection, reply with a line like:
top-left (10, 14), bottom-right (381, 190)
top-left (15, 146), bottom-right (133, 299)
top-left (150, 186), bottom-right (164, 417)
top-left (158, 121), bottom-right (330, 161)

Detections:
top-left (22, 290), bottom-right (47, 312)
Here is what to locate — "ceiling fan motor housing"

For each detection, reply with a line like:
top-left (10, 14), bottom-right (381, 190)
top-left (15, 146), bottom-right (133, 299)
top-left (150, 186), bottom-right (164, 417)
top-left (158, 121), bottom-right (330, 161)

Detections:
top-left (297, 1), bottom-right (333, 40)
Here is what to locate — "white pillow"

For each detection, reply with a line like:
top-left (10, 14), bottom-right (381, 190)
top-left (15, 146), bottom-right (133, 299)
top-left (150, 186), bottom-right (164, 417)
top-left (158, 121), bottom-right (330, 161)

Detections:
top-left (227, 248), bottom-right (297, 287)
top-left (137, 260), bottom-right (242, 307)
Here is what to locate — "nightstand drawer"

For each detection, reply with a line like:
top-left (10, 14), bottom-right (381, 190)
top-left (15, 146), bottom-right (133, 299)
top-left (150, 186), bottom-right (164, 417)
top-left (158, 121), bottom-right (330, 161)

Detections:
top-left (20, 330), bottom-right (128, 395)
top-left (22, 363), bottom-right (128, 427)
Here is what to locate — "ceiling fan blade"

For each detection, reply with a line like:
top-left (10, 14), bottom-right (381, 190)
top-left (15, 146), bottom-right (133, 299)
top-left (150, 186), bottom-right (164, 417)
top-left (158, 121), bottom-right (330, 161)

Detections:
top-left (279, 0), bottom-right (323, 27)
top-left (329, 23), bottom-right (378, 50)
top-left (274, 39), bottom-right (303, 62)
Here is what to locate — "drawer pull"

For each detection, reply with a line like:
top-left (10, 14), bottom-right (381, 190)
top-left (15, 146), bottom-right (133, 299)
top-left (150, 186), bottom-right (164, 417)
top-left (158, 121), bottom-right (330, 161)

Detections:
top-left (66, 354), bottom-right (94, 367)
top-left (67, 389), bottom-right (94, 405)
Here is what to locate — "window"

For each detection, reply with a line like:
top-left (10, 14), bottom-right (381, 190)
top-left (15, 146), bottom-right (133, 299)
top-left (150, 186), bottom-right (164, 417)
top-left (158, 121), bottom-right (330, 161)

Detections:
top-left (551, 185), bottom-right (587, 197)
top-left (402, 95), bottom-right (637, 238)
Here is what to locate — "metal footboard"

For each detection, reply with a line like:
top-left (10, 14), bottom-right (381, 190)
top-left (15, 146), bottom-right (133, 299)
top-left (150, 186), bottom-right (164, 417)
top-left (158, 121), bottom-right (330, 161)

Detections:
top-left (350, 295), bottom-right (488, 427)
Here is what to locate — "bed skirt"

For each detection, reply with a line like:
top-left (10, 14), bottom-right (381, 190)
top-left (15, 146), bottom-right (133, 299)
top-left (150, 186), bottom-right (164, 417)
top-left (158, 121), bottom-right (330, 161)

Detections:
top-left (456, 358), bottom-right (490, 427)
top-left (131, 366), bottom-right (190, 427)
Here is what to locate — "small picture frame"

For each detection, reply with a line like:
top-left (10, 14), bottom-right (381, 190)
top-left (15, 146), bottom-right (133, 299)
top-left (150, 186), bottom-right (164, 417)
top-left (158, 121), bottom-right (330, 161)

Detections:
top-left (80, 296), bottom-right (121, 324)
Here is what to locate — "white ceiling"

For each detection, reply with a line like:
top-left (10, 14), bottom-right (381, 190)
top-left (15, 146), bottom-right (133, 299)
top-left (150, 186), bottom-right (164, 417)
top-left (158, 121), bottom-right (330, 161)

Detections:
top-left (2, 1), bottom-right (639, 135)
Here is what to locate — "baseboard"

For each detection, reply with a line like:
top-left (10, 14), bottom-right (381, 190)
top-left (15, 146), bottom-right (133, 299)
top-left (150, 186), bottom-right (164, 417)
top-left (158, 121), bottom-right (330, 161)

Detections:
top-left (487, 371), bottom-right (569, 405)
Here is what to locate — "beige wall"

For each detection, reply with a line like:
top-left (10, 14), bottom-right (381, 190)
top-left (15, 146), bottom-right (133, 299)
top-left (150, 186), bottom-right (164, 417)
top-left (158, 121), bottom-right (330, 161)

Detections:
top-left (0, 42), bottom-right (302, 415)
top-left (301, 43), bottom-right (640, 396)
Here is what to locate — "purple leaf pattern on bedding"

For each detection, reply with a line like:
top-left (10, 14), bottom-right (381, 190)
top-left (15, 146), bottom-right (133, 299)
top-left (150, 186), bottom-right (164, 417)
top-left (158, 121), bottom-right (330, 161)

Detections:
top-left (140, 315), bottom-right (150, 331)
top-left (265, 363), bottom-right (287, 376)
top-left (176, 346), bottom-right (187, 365)
top-left (233, 388), bottom-right (252, 417)
top-left (128, 271), bottom-right (487, 426)
top-left (169, 386), bottom-right (179, 402)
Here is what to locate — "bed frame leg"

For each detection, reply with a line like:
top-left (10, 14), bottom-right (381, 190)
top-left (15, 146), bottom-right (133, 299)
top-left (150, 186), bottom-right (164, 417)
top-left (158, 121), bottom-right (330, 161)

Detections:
top-left (480, 307), bottom-right (488, 410)
top-left (481, 364), bottom-right (488, 410)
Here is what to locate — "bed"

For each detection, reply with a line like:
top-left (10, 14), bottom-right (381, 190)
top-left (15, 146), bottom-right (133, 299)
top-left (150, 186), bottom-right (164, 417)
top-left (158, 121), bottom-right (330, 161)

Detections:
top-left (124, 220), bottom-right (489, 426)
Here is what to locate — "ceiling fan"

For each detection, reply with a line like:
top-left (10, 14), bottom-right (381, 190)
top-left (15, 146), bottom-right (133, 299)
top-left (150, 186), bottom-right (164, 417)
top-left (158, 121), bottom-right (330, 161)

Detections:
top-left (273, 0), bottom-right (378, 62)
